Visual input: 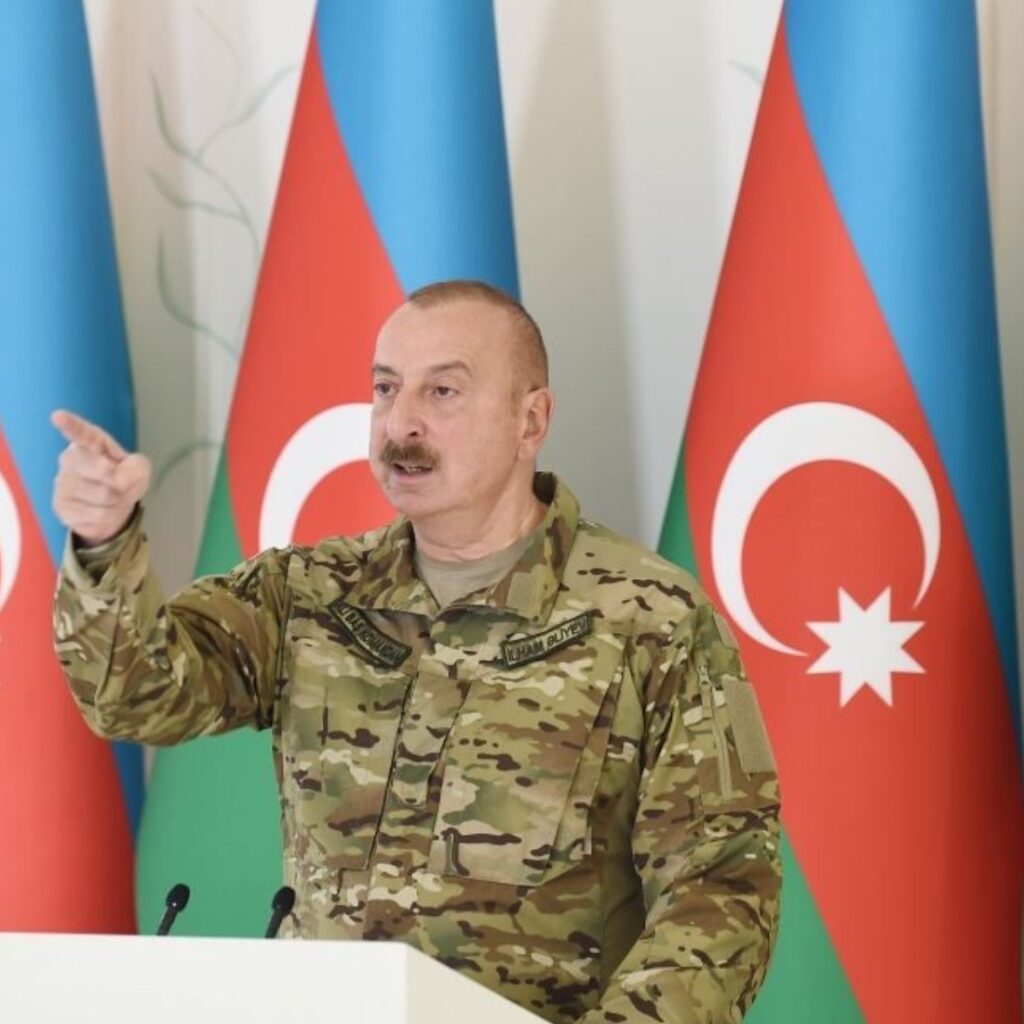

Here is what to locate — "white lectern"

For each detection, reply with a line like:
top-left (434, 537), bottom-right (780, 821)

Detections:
top-left (0, 933), bottom-right (545, 1024)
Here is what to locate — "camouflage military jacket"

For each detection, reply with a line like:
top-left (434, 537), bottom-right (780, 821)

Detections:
top-left (55, 474), bottom-right (780, 1024)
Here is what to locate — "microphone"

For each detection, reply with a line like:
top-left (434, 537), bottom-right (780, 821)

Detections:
top-left (264, 885), bottom-right (296, 939)
top-left (156, 883), bottom-right (191, 936)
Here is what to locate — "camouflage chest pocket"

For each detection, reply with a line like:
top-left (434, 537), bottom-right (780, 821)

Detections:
top-left (428, 621), bottom-right (625, 887)
top-left (281, 609), bottom-right (411, 871)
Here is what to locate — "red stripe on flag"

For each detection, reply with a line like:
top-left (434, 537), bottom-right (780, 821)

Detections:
top-left (684, 27), bottom-right (1024, 1023)
top-left (227, 31), bottom-right (400, 555)
top-left (0, 430), bottom-right (134, 932)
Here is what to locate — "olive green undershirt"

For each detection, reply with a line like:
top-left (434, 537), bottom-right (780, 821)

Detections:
top-left (414, 534), bottom-right (531, 609)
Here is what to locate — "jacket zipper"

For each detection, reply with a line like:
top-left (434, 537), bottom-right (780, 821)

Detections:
top-left (698, 662), bottom-right (732, 799)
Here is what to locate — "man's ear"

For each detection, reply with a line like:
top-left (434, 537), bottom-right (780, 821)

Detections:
top-left (519, 388), bottom-right (554, 459)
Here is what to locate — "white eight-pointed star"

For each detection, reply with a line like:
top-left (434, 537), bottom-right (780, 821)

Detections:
top-left (806, 589), bottom-right (924, 707)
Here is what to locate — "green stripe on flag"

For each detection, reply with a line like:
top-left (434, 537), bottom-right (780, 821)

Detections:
top-left (657, 447), bottom-right (697, 573)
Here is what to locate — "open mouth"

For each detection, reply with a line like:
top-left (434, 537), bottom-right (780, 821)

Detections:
top-left (393, 462), bottom-right (433, 477)
top-left (380, 440), bottom-right (438, 480)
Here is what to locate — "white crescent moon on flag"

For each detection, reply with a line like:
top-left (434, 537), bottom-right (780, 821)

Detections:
top-left (259, 403), bottom-right (373, 550)
top-left (0, 468), bottom-right (22, 614)
top-left (710, 401), bottom-right (941, 656)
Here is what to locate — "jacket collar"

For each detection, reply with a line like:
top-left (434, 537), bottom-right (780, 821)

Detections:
top-left (343, 472), bottom-right (579, 626)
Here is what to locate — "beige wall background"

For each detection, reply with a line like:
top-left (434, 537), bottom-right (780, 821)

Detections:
top-left (83, 1), bottom-right (1023, 703)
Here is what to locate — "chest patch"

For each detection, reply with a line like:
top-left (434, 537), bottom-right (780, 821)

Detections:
top-left (329, 600), bottom-right (411, 669)
top-left (500, 611), bottom-right (593, 668)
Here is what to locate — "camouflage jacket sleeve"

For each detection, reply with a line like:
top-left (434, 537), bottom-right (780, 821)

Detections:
top-left (53, 509), bottom-right (290, 746)
top-left (581, 603), bottom-right (781, 1024)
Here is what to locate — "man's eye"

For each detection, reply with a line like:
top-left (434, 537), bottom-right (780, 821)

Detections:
top-left (433, 386), bottom-right (457, 398)
top-left (373, 381), bottom-right (395, 397)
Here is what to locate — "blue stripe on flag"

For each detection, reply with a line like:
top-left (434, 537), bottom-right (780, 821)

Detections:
top-left (314, 1), bottom-right (519, 298)
top-left (0, 0), bottom-right (143, 829)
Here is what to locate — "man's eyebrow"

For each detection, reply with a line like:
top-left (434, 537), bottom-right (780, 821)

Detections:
top-left (371, 360), bottom-right (473, 377)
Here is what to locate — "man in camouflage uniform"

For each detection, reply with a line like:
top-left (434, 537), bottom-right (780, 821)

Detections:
top-left (52, 281), bottom-right (780, 1023)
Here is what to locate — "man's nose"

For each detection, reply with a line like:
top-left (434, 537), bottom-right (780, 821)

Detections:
top-left (386, 389), bottom-right (425, 439)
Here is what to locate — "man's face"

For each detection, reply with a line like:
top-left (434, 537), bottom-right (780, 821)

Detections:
top-left (369, 300), bottom-right (537, 526)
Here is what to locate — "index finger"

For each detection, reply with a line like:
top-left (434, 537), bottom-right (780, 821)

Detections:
top-left (50, 409), bottom-right (128, 461)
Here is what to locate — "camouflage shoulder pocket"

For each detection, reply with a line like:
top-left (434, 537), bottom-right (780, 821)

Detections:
top-left (691, 662), bottom-right (779, 816)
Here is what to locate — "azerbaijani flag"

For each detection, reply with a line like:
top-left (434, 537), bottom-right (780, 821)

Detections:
top-left (660, 2), bottom-right (1024, 1021)
top-left (135, 2), bottom-right (519, 935)
top-left (0, 0), bottom-right (140, 931)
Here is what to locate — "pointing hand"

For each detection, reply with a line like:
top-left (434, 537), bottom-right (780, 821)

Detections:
top-left (50, 409), bottom-right (152, 547)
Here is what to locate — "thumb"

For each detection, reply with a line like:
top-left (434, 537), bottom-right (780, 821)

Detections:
top-left (115, 452), bottom-right (152, 500)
